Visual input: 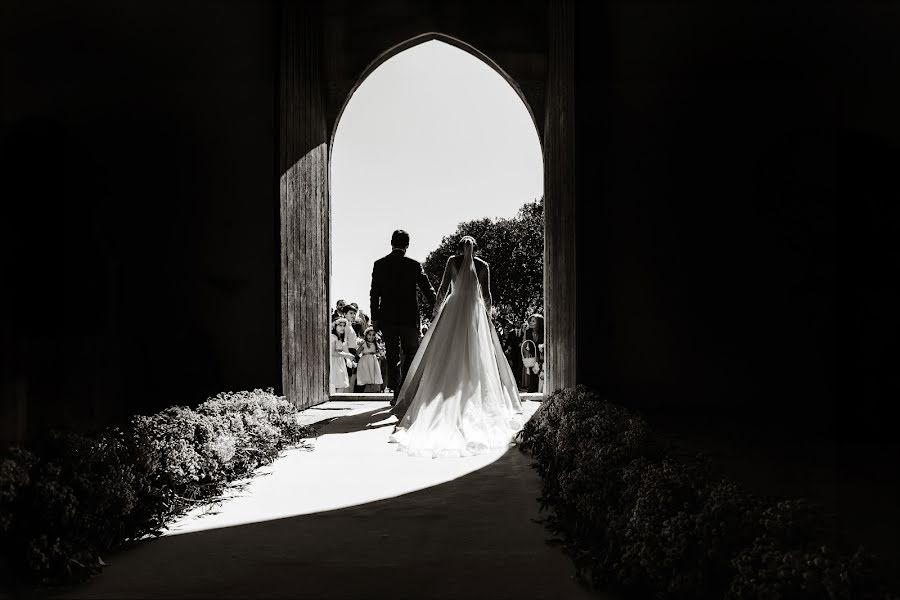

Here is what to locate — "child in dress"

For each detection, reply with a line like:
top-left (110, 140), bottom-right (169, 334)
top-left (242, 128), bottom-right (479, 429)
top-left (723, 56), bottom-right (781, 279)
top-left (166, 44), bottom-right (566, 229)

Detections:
top-left (330, 318), bottom-right (355, 393)
top-left (355, 326), bottom-right (384, 393)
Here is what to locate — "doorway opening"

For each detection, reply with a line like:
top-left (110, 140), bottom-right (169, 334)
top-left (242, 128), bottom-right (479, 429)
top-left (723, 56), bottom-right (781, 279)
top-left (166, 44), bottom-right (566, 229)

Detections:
top-left (328, 37), bottom-right (545, 399)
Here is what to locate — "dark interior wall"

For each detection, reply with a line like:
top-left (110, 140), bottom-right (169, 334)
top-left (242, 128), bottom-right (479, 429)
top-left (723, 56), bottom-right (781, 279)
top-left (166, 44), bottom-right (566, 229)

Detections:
top-left (575, 1), bottom-right (897, 439)
top-left (2, 0), bottom-right (890, 445)
top-left (0, 0), bottom-right (550, 444)
top-left (321, 0), bottom-right (548, 142)
top-left (832, 4), bottom-right (900, 440)
top-left (1, 0), bottom-right (281, 442)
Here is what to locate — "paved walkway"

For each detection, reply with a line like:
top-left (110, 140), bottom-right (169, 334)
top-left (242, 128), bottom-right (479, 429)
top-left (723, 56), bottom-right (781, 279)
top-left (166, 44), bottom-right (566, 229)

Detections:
top-left (50, 400), bottom-right (608, 599)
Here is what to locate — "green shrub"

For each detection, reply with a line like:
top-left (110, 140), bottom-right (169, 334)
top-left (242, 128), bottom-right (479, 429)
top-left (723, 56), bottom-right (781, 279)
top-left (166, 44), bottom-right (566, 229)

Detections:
top-left (0, 388), bottom-right (315, 585)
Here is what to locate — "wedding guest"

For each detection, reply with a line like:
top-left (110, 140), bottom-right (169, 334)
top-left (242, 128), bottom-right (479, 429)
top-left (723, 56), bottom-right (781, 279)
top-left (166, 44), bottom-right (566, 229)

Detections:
top-left (522, 313), bottom-right (544, 393)
top-left (330, 318), bottom-right (355, 393)
top-left (498, 317), bottom-right (510, 351)
top-left (341, 304), bottom-right (361, 347)
top-left (504, 318), bottom-right (525, 389)
top-left (519, 319), bottom-right (531, 389)
top-left (348, 302), bottom-right (363, 335)
top-left (332, 299), bottom-right (346, 322)
top-left (355, 326), bottom-right (384, 393)
top-left (538, 342), bottom-right (545, 393)
top-left (357, 309), bottom-right (371, 334)
top-left (352, 309), bottom-right (372, 393)
top-left (519, 319), bottom-right (530, 384)
top-left (354, 311), bottom-right (371, 393)
top-left (495, 317), bottom-right (507, 341)
top-left (341, 303), bottom-right (360, 389)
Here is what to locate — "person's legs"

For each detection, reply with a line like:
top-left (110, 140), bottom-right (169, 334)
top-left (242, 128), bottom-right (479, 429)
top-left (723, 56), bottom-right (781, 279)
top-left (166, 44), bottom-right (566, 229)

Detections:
top-left (381, 325), bottom-right (402, 403)
top-left (526, 368), bottom-right (539, 393)
top-left (346, 347), bottom-right (357, 391)
top-left (377, 356), bottom-right (387, 392)
top-left (397, 325), bottom-right (421, 395)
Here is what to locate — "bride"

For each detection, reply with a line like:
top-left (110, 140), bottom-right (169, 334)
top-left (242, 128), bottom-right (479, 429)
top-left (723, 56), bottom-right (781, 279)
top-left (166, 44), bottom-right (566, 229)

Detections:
top-left (389, 236), bottom-right (524, 457)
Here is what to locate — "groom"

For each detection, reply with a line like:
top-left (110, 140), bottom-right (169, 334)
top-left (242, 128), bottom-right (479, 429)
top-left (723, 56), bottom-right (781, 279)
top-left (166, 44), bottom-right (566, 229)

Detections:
top-left (370, 230), bottom-right (437, 405)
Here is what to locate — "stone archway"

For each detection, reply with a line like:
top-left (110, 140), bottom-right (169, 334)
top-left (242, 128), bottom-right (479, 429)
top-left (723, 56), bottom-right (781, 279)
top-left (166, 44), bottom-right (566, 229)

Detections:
top-left (279, 1), bottom-right (575, 410)
top-left (328, 33), bottom-right (544, 398)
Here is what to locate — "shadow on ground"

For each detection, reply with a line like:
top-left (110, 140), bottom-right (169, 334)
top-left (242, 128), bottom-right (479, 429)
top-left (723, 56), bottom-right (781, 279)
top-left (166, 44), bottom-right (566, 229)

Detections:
top-left (310, 408), bottom-right (396, 434)
top-left (43, 447), bottom-right (603, 599)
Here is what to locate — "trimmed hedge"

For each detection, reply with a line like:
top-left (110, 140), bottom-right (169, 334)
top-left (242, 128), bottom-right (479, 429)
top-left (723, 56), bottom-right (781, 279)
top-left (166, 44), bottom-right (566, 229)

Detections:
top-left (0, 389), bottom-right (315, 585)
top-left (517, 386), bottom-right (897, 599)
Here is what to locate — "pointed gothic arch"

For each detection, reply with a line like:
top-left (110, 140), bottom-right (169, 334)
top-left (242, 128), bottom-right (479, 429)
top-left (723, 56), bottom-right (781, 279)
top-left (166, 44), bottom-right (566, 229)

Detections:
top-left (279, 2), bottom-right (575, 410)
top-left (328, 32), bottom-right (542, 155)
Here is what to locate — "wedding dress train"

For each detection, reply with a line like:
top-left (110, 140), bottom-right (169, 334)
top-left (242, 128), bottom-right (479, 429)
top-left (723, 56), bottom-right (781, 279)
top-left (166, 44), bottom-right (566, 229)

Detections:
top-left (389, 239), bottom-right (523, 457)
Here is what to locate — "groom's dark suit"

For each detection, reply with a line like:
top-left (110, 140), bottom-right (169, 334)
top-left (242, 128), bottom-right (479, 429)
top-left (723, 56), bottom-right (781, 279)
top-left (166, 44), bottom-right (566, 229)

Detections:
top-left (370, 249), bottom-right (436, 402)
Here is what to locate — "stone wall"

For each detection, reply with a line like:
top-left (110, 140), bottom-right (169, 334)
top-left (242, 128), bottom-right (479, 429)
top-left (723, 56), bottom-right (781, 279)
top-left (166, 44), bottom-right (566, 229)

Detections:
top-left (2, 0), bottom-right (895, 444)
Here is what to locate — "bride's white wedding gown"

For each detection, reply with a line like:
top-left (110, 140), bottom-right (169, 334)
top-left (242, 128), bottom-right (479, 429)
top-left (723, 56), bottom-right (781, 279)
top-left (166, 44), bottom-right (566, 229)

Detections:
top-left (389, 240), bottom-right (524, 458)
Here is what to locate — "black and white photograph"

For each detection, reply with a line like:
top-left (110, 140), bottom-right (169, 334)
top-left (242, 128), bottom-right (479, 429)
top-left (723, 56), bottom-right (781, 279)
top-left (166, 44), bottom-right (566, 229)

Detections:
top-left (1, 0), bottom-right (896, 598)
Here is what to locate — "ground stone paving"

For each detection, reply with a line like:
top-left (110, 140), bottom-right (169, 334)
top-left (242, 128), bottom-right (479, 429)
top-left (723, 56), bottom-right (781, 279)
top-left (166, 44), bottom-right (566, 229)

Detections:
top-left (51, 400), bottom-right (610, 599)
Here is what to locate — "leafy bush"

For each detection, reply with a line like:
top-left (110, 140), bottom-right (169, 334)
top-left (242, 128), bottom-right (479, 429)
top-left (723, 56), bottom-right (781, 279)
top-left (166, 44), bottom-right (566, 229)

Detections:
top-left (519, 386), bottom-right (897, 599)
top-left (0, 388), bottom-right (315, 585)
top-left (729, 537), bottom-right (885, 600)
top-left (0, 447), bottom-right (36, 535)
top-left (728, 500), bottom-right (890, 600)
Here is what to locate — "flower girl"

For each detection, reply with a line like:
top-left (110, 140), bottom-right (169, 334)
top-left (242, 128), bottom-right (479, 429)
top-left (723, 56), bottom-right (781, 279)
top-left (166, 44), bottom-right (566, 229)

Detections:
top-left (330, 318), bottom-right (355, 393)
top-left (355, 326), bottom-right (384, 393)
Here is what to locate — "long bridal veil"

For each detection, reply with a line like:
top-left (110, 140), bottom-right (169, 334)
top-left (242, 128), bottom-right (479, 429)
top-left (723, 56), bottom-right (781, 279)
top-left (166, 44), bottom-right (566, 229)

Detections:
top-left (389, 238), bottom-right (523, 458)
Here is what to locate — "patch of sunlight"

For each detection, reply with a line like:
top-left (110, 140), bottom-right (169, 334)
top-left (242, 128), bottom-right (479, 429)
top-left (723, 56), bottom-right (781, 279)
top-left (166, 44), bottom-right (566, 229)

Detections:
top-left (162, 400), bottom-right (540, 536)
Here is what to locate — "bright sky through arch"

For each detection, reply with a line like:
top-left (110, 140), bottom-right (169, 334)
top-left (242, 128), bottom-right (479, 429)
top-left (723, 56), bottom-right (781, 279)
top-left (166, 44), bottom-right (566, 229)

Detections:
top-left (330, 39), bottom-right (543, 317)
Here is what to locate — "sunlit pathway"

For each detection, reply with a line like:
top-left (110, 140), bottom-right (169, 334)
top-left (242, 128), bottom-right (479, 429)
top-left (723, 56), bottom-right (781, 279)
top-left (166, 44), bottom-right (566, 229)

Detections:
top-left (53, 400), bottom-right (609, 599)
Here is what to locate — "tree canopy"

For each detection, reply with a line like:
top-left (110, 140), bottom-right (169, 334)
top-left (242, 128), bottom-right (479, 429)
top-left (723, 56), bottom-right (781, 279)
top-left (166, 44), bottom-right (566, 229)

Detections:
top-left (418, 197), bottom-right (544, 328)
